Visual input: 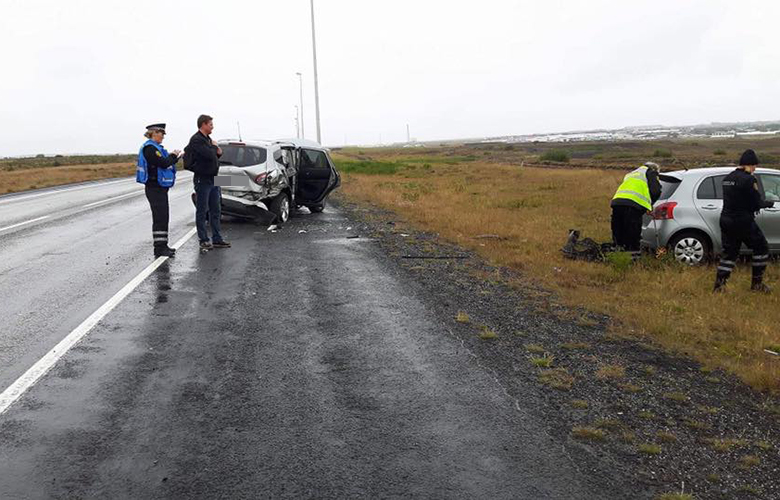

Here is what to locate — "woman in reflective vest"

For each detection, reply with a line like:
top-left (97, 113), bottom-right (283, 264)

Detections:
top-left (610, 162), bottom-right (662, 260)
top-left (137, 123), bottom-right (181, 258)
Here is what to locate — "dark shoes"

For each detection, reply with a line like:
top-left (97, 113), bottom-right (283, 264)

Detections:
top-left (212, 240), bottom-right (232, 248)
top-left (713, 273), bottom-right (729, 293)
top-left (200, 241), bottom-right (213, 250)
top-left (154, 246), bottom-right (176, 258)
top-left (751, 281), bottom-right (772, 294)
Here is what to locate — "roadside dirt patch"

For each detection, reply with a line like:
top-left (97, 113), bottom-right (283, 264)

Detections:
top-left (0, 163), bottom-right (135, 195)
top-left (334, 196), bottom-right (780, 500)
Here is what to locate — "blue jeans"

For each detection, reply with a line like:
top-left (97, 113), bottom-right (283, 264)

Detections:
top-left (194, 178), bottom-right (223, 243)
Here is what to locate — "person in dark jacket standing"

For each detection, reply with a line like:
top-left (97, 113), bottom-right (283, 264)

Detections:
top-left (136, 123), bottom-right (181, 258)
top-left (713, 149), bottom-right (774, 293)
top-left (185, 114), bottom-right (231, 250)
top-left (610, 161), bottom-right (663, 260)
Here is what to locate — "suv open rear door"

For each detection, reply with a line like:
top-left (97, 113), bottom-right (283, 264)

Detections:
top-left (296, 148), bottom-right (340, 205)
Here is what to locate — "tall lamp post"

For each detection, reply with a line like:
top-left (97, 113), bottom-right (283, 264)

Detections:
top-left (310, 0), bottom-right (322, 144)
top-left (296, 72), bottom-right (305, 140)
top-left (295, 105), bottom-right (300, 138)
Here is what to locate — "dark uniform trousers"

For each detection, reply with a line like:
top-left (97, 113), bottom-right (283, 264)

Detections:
top-left (716, 216), bottom-right (769, 283)
top-left (611, 205), bottom-right (644, 259)
top-left (145, 182), bottom-right (170, 248)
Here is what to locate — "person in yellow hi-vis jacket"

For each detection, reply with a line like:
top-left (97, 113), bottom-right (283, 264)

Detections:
top-left (610, 162), bottom-right (662, 260)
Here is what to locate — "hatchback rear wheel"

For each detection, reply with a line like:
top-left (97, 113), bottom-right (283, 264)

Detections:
top-left (669, 231), bottom-right (711, 265)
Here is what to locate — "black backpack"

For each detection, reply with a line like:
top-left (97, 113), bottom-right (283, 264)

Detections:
top-left (182, 146), bottom-right (193, 171)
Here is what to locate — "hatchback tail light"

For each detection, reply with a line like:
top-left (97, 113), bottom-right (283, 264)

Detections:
top-left (254, 173), bottom-right (268, 185)
top-left (652, 201), bottom-right (677, 220)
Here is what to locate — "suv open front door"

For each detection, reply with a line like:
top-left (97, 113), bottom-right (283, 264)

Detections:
top-left (296, 147), bottom-right (340, 206)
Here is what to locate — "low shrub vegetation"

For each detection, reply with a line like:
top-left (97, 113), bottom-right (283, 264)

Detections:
top-left (653, 148), bottom-right (673, 158)
top-left (540, 149), bottom-right (571, 163)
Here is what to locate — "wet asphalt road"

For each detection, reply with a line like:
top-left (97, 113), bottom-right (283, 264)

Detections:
top-left (1, 179), bottom-right (617, 499)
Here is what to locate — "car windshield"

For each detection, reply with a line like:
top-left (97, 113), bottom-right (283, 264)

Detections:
top-left (658, 174), bottom-right (682, 200)
top-left (219, 145), bottom-right (267, 167)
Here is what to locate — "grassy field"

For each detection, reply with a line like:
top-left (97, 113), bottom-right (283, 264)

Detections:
top-left (0, 155), bottom-right (136, 195)
top-left (335, 134), bottom-right (780, 171)
top-left (333, 137), bottom-right (780, 393)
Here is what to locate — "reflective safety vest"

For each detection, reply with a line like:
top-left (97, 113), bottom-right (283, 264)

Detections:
top-left (136, 140), bottom-right (176, 188)
top-left (612, 166), bottom-right (652, 211)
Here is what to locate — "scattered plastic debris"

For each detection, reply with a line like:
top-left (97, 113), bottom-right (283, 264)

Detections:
top-left (400, 233), bottom-right (410, 237)
top-left (299, 230), bottom-right (308, 234)
top-left (267, 225), bottom-right (278, 232)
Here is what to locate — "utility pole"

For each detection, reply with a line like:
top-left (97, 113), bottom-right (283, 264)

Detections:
top-left (296, 72), bottom-right (305, 139)
top-left (237, 121), bottom-right (242, 142)
top-left (310, 0), bottom-right (322, 144)
top-left (295, 105), bottom-right (300, 138)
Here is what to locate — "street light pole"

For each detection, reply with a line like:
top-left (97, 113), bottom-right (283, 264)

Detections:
top-left (310, 0), bottom-right (322, 144)
top-left (296, 72), bottom-right (305, 140)
top-left (295, 105), bottom-right (300, 138)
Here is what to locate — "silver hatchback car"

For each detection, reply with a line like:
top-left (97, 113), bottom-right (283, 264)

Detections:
top-left (641, 166), bottom-right (780, 264)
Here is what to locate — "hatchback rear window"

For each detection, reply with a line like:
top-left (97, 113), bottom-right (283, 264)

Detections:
top-left (658, 174), bottom-right (682, 200)
top-left (218, 146), bottom-right (267, 167)
top-left (696, 175), bottom-right (726, 200)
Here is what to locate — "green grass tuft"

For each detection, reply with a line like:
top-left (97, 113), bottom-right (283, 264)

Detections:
top-left (478, 326), bottom-right (497, 340)
top-left (572, 426), bottom-right (605, 441)
top-left (638, 443), bottom-right (662, 455)
top-left (540, 150), bottom-right (571, 163)
top-left (524, 344), bottom-right (545, 354)
top-left (539, 368), bottom-right (574, 391)
top-left (530, 353), bottom-right (555, 368)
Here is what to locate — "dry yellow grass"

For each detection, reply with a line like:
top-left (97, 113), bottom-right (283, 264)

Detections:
top-left (0, 163), bottom-right (135, 195)
top-left (336, 153), bottom-right (780, 392)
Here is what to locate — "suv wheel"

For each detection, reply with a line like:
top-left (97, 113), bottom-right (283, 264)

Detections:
top-left (669, 231), bottom-right (711, 265)
top-left (269, 192), bottom-right (291, 224)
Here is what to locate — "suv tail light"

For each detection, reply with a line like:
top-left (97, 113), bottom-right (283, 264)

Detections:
top-left (652, 201), bottom-right (677, 220)
top-left (254, 173), bottom-right (268, 185)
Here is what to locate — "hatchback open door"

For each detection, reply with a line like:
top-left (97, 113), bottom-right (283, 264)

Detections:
top-left (296, 147), bottom-right (340, 205)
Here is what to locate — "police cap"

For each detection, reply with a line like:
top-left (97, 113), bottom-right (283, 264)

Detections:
top-left (146, 123), bottom-right (167, 133)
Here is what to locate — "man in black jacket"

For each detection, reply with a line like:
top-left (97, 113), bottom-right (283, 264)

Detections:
top-left (185, 115), bottom-right (231, 250)
top-left (714, 149), bottom-right (773, 292)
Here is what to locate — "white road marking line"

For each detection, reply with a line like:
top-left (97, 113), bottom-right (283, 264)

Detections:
top-left (0, 178), bottom-right (136, 205)
top-left (0, 226), bottom-right (198, 416)
top-left (0, 183), bottom-right (193, 237)
top-left (83, 190), bottom-right (144, 208)
top-left (0, 216), bottom-right (50, 233)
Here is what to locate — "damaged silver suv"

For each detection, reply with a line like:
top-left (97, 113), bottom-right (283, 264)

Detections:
top-left (215, 139), bottom-right (340, 224)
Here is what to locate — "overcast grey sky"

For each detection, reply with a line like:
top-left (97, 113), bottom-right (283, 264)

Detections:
top-left (1, 0), bottom-right (778, 156)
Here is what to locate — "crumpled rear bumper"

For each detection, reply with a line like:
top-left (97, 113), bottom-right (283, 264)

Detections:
top-left (221, 193), bottom-right (277, 224)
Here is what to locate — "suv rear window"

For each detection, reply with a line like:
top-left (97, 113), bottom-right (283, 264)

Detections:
top-left (658, 174), bottom-right (682, 200)
top-left (219, 145), bottom-right (267, 167)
